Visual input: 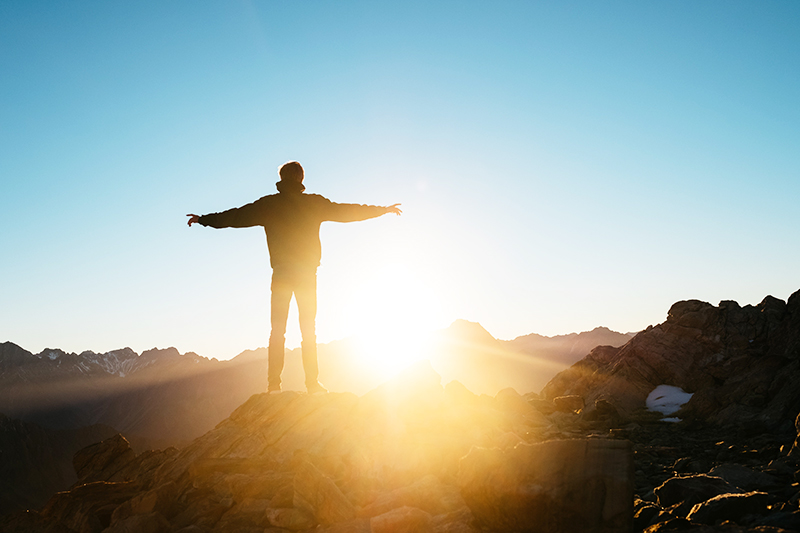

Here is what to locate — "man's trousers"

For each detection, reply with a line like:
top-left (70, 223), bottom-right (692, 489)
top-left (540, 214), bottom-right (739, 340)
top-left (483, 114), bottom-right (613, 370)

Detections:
top-left (268, 265), bottom-right (318, 389)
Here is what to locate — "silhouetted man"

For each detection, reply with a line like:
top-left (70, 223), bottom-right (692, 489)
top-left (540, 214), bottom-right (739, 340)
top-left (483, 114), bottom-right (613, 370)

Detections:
top-left (187, 161), bottom-right (401, 394)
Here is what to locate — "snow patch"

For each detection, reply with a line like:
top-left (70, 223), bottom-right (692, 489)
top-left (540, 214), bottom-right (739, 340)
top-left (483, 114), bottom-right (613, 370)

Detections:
top-left (646, 385), bottom-right (693, 417)
top-left (48, 352), bottom-right (60, 360)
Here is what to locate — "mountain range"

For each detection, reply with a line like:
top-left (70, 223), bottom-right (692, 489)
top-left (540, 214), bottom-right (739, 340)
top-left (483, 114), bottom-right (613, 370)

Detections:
top-left (0, 322), bottom-right (631, 444)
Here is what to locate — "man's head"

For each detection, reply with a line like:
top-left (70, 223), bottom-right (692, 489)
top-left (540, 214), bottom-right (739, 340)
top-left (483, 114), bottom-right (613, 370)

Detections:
top-left (279, 161), bottom-right (304, 184)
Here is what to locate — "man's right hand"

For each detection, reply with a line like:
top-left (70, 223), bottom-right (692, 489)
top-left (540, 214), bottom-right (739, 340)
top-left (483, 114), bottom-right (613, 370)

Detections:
top-left (385, 204), bottom-right (402, 216)
top-left (186, 214), bottom-right (200, 226)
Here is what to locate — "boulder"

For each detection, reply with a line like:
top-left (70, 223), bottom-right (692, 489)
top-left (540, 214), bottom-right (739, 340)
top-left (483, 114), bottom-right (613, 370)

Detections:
top-left (708, 464), bottom-right (780, 491)
top-left (458, 438), bottom-right (633, 532)
top-left (654, 474), bottom-right (741, 516)
top-left (686, 491), bottom-right (770, 525)
top-left (73, 434), bottom-right (136, 485)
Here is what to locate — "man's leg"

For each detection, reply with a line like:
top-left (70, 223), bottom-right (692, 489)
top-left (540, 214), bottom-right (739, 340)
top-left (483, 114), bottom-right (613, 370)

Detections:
top-left (268, 268), bottom-right (293, 391)
top-left (295, 267), bottom-right (320, 388)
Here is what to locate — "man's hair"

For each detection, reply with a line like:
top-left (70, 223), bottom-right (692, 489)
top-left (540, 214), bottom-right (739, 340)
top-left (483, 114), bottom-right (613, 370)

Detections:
top-left (279, 161), bottom-right (304, 183)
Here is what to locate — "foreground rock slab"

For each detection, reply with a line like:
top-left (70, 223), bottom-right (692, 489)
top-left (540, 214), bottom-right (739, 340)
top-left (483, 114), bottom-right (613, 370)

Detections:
top-left (458, 438), bottom-right (634, 533)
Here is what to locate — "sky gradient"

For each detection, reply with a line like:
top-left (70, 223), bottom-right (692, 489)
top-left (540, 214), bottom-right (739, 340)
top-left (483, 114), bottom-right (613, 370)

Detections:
top-left (2, 1), bottom-right (799, 361)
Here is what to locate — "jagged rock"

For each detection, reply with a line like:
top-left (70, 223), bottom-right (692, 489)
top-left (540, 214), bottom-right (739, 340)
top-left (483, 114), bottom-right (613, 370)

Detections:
top-left (370, 506), bottom-right (432, 533)
top-left (293, 459), bottom-right (355, 526)
top-left (654, 474), bottom-right (742, 516)
top-left (543, 289), bottom-right (800, 430)
top-left (70, 434), bottom-right (177, 491)
top-left (458, 438), bottom-right (634, 532)
top-left (40, 481), bottom-right (140, 533)
top-left (73, 434), bottom-right (136, 484)
top-left (686, 491), bottom-right (770, 525)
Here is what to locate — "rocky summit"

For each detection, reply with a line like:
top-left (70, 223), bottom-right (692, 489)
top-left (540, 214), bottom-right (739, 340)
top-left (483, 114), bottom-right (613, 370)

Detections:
top-left (1, 361), bottom-right (635, 533)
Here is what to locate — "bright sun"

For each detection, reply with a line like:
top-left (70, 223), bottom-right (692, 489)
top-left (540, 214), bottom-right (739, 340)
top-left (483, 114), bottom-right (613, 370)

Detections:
top-left (343, 264), bottom-right (442, 382)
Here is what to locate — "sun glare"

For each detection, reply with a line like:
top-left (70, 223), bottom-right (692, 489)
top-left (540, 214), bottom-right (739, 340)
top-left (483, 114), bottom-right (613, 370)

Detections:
top-left (343, 264), bottom-right (441, 382)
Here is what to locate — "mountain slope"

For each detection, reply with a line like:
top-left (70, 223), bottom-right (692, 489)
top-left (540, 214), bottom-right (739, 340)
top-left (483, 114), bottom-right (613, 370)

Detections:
top-left (0, 344), bottom-right (268, 447)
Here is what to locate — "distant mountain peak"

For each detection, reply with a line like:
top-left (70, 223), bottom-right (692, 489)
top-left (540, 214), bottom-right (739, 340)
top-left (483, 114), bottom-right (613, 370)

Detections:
top-left (441, 319), bottom-right (497, 344)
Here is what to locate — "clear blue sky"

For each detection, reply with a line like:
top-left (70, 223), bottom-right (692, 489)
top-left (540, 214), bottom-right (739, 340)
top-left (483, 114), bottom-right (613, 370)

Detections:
top-left (2, 1), bottom-right (798, 360)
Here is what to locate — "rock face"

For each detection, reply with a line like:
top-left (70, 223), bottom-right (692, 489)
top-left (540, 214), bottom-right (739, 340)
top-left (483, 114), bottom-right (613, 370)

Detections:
top-left (543, 289), bottom-right (800, 430)
top-left (458, 439), bottom-right (634, 533)
top-left (7, 362), bottom-right (635, 532)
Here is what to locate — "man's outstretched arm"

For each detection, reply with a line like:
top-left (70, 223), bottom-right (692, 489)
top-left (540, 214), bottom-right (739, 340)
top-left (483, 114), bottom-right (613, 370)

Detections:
top-left (186, 199), bottom-right (268, 228)
top-left (325, 202), bottom-right (402, 223)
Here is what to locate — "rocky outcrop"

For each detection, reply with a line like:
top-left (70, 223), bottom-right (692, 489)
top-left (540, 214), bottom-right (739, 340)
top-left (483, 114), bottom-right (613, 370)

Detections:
top-left (543, 289), bottom-right (800, 430)
top-left (70, 434), bottom-right (177, 489)
top-left (10, 362), bottom-right (635, 532)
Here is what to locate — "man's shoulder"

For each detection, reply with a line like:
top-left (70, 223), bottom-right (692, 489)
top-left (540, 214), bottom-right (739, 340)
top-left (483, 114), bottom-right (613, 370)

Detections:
top-left (301, 193), bottom-right (332, 204)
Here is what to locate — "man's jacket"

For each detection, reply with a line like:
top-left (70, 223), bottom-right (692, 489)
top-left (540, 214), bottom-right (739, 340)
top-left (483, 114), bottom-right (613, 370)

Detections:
top-left (198, 189), bottom-right (387, 269)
